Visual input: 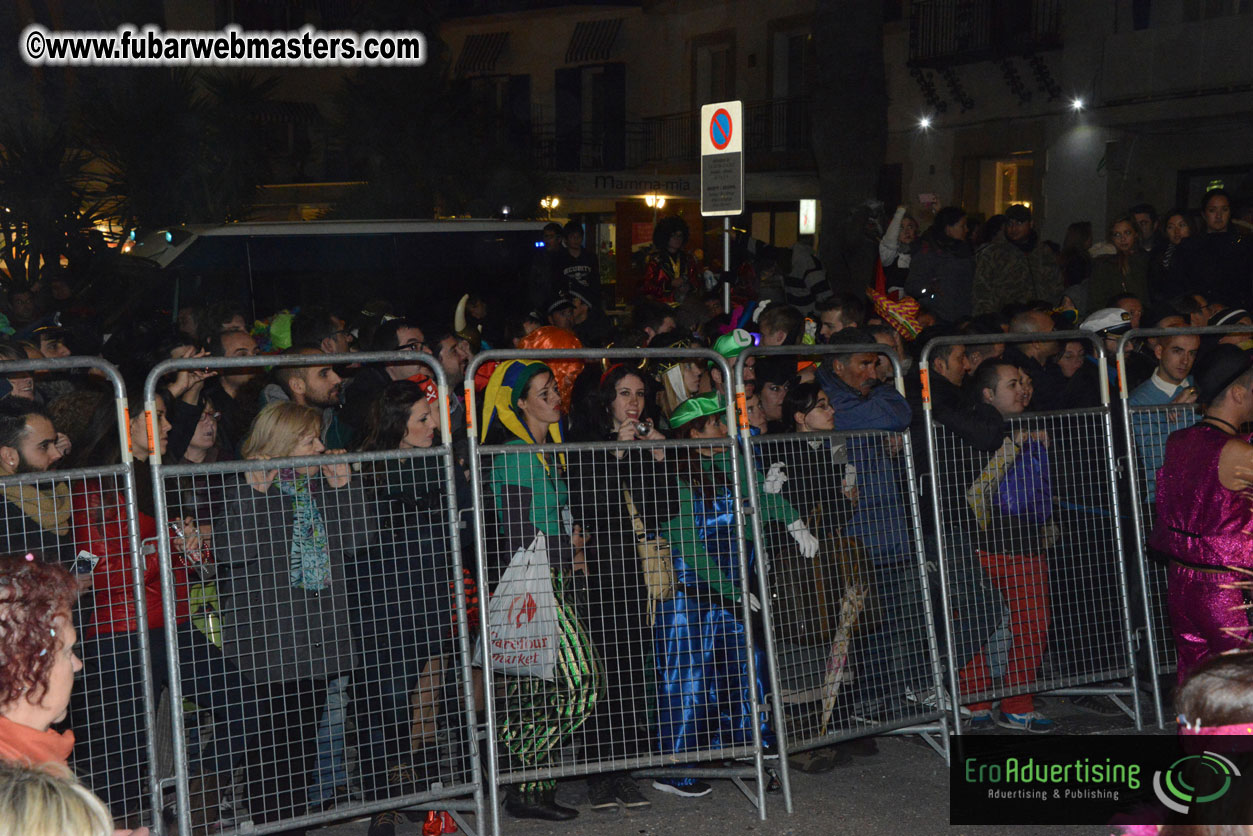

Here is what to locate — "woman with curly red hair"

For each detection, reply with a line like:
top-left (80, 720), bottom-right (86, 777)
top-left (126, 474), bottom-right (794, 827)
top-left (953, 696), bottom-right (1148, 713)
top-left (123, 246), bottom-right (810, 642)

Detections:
top-left (0, 553), bottom-right (149, 836)
top-left (0, 552), bottom-right (80, 775)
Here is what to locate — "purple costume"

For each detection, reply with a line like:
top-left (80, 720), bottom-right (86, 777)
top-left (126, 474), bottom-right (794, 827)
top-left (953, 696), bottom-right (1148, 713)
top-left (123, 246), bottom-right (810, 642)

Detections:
top-left (1150, 423), bottom-right (1253, 685)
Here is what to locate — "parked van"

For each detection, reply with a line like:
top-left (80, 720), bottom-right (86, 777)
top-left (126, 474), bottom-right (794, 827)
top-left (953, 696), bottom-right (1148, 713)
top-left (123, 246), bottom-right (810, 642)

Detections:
top-left (118, 219), bottom-right (547, 320)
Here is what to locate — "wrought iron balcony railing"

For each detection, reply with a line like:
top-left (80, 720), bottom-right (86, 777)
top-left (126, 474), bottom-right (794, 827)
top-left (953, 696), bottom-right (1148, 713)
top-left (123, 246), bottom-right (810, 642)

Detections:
top-left (909, 0), bottom-right (1062, 67)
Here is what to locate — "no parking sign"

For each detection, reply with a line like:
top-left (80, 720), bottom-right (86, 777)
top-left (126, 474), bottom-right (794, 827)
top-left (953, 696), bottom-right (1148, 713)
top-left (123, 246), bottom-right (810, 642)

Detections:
top-left (700, 100), bottom-right (743, 217)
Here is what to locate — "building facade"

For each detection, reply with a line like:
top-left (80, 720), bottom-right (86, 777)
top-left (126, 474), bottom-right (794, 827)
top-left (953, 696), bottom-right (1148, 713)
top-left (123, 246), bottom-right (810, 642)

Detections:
top-left (887, 0), bottom-right (1253, 243)
top-left (441, 0), bottom-right (823, 302)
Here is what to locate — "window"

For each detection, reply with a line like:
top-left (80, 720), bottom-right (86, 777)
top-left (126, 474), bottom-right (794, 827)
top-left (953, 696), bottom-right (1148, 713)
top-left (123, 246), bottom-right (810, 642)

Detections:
top-left (692, 32), bottom-right (735, 107)
top-left (989, 157), bottom-right (1035, 217)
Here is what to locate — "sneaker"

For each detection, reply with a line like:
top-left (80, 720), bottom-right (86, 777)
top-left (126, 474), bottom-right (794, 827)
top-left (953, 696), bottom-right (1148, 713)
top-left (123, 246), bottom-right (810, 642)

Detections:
top-left (587, 775), bottom-right (618, 811)
top-left (651, 779), bottom-right (713, 798)
top-left (368, 810), bottom-right (401, 836)
top-left (905, 687), bottom-right (973, 719)
top-left (611, 774), bottom-right (650, 808)
top-left (968, 709), bottom-right (995, 731)
top-left (996, 710), bottom-right (1055, 733)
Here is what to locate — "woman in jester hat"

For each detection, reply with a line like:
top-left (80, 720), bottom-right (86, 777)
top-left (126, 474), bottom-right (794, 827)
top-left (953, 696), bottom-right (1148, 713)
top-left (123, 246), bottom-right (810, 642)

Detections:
top-left (652, 394), bottom-right (820, 798)
top-left (480, 360), bottom-right (600, 821)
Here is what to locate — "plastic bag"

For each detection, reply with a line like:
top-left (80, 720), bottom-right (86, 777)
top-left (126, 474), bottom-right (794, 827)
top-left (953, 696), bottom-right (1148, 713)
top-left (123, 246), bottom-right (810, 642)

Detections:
top-left (479, 532), bottom-right (559, 680)
top-left (995, 439), bottom-right (1053, 523)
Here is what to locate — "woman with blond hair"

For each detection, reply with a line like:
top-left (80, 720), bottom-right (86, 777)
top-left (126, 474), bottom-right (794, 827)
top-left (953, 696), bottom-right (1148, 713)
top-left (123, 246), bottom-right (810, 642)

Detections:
top-left (0, 762), bottom-right (113, 836)
top-left (217, 401), bottom-right (362, 829)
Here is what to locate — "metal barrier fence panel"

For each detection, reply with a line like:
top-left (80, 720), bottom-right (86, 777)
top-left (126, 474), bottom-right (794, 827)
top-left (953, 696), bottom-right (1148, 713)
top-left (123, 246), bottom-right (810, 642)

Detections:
top-left (733, 344), bottom-right (949, 811)
top-left (464, 348), bottom-right (770, 836)
top-left (0, 357), bottom-right (158, 827)
top-left (919, 332), bottom-right (1142, 735)
top-left (145, 351), bottom-right (481, 835)
top-left (1115, 326), bottom-right (1238, 729)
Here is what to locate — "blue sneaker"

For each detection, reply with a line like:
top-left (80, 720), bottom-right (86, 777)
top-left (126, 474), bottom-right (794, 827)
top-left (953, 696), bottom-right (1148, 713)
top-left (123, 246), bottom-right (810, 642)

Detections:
top-left (996, 710), bottom-right (1055, 733)
top-left (968, 709), bottom-right (995, 731)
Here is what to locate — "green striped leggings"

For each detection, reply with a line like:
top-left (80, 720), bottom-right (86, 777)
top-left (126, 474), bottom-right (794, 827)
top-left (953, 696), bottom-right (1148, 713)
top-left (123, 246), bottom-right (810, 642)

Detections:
top-left (497, 570), bottom-right (601, 794)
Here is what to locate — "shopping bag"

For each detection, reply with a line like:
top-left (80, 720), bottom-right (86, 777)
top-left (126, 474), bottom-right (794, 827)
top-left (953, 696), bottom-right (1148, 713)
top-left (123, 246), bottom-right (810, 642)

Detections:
top-left (480, 532), bottom-right (559, 680)
top-left (996, 439), bottom-right (1053, 523)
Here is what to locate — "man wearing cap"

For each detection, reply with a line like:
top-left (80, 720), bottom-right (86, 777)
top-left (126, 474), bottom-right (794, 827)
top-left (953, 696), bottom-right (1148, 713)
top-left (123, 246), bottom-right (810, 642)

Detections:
top-left (545, 290), bottom-right (577, 332)
top-left (973, 204), bottom-right (1063, 316)
top-left (568, 286), bottom-right (612, 348)
top-left (1063, 307), bottom-right (1145, 409)
top-left (550, 220), bottom-right (601, 310)
top-left (1150, 343), bottom-right (1253, 684)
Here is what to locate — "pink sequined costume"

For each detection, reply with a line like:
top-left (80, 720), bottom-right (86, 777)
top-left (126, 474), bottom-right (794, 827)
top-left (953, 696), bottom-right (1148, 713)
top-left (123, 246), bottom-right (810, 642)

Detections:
top-left (1149, 423), bottom-right (1253, 686)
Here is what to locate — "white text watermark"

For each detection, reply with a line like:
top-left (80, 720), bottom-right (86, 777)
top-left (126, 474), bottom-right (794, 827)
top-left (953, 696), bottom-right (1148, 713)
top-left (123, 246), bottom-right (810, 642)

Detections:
top-left (20, 24), bottom-right (426, 67)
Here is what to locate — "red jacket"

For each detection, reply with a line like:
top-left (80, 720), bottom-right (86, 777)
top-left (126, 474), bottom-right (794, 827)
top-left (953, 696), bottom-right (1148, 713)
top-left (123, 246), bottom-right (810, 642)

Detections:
top-left (72, 479), bottom-right (198, 637)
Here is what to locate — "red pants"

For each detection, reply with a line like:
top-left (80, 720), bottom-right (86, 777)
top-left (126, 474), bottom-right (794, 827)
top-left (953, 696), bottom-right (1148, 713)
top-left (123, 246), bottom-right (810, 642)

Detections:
top-left (957, 551), bottom-right (1050, 715)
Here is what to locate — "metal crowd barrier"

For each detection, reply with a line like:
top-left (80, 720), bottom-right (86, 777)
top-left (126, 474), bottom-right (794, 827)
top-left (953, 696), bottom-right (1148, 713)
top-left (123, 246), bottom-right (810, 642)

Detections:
top-left (464, 348), bottom-right (772, 836)
top-left (734, 344), bottom-right (951, 815)
top-left (145, 350), bottom-right (482, 835)
top-left (0, 356), bottom-right (158, 826)
top-left (919, 332), bottom-right (1143, 735)
top-left (1115, 326), bottom-right (1237, 728)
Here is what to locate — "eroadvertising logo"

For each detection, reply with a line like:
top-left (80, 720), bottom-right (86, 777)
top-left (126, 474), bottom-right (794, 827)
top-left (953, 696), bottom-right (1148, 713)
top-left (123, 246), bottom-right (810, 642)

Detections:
top-left (1152, 752), bottom-right (1241, 815)
top-left (949, 735), bottom-right (1253, 825)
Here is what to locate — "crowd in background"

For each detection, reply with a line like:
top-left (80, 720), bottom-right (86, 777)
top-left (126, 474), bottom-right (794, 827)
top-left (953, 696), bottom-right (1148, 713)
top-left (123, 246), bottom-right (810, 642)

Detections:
top-left (0, 190), bottom-right (1251, 834)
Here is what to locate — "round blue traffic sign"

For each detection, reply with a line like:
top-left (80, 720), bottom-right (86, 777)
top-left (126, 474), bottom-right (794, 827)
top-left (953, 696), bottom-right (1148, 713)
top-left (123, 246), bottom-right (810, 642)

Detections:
top-left (710, 107), bottom-right (733, 150)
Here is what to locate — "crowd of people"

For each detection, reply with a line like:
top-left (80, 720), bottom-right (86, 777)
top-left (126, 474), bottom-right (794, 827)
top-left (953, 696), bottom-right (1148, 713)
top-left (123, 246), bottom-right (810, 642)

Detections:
top-left (1, 193), bottom-right (1252, 835)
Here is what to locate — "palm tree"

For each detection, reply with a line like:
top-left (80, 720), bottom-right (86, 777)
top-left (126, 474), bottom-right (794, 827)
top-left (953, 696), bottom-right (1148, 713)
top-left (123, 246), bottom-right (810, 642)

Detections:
top-left (0, 98), bottom-right (111, 290)
top-left (80, 68), bottom-right (277, 230)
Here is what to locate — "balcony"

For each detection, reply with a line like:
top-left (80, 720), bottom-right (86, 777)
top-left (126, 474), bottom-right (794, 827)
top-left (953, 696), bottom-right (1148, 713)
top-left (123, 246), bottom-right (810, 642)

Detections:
top-left (908, 0), bottom-right (1063, 67)
top-left (530, 97), bottom-right (814, 172)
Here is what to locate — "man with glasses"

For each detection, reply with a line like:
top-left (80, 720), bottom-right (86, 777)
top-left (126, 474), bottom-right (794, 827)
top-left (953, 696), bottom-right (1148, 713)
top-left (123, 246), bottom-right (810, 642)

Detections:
top-left (291, 306), bottom-right (356, 355)
top-left (973, 204), bottom-right (1063, 316)
top-left (341, 318), bottom-right (433, 437)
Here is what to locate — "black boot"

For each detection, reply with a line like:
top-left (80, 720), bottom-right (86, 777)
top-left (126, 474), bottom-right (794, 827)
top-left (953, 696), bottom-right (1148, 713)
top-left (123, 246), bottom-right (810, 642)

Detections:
top-left (504, 786), bottom-right (579, 821)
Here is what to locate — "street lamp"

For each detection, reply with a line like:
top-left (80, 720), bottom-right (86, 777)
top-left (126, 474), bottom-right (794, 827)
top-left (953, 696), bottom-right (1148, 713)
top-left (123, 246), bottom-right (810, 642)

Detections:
top-left (644, 193), bottom-right (666, 225)
top-left (540, 195), bottom-right (560, 219)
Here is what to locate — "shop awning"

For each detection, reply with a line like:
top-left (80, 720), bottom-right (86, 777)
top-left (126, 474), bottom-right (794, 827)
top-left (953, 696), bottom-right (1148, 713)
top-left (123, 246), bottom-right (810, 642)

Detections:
top-left (455, 31), bottom-right (509, 76)
top-left (565, 18), bottom-right (622, 64)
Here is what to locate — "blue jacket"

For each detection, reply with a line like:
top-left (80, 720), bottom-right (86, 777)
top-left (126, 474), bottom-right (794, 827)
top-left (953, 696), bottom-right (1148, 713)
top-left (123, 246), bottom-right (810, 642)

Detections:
top-left (1127, 373), bottom-right (1195, 504)
top-left (817, 366), bottom-right (912, 433)
top-left (817, 370), bottom-right (913, 562)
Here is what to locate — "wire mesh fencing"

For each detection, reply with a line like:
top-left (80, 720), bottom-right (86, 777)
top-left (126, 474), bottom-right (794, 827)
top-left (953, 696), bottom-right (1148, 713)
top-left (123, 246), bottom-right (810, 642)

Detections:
top-left (145, 351), bottom-right (480, 836)
top-left (1115, 327), bottom-right (1226, 728)
top-left (0, 357), bottom-right (158, 828)
top-left (920, 333), bottom-right (1142, 736)
top-left (465, 348), bottom-right (773, 836)
top-left (1122, 400), bottom-right (1194, 719)
top-left (733, 344), bottom-right (948, 812)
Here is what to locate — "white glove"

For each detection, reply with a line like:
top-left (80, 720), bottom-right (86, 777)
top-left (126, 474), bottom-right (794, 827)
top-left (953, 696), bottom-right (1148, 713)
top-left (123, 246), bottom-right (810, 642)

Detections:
top-left (748, 592), bottom-right (762, 613)
top-left (787, 519), bottom-right (819, 558)
top-left (763, 462), bottom-right (787, 495)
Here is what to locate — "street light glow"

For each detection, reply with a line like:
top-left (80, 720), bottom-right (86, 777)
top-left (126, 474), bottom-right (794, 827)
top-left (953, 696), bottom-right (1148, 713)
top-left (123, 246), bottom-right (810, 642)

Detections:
top-left (918, 116), bottom-right (932, 130)
top-left (1071, 98), bottom-right (1085, 111)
